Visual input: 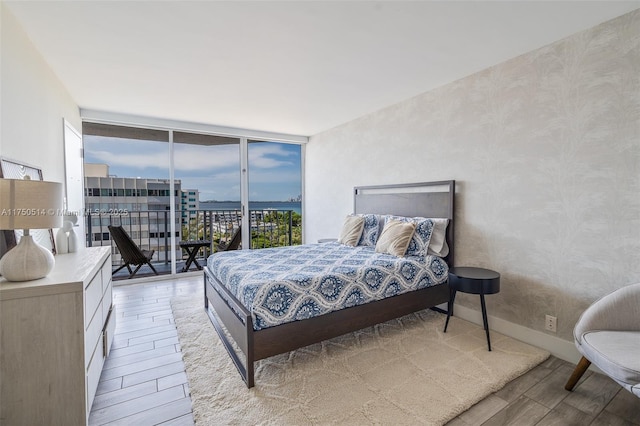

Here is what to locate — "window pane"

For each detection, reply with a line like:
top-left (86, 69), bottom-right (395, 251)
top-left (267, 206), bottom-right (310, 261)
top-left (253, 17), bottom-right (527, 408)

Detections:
top-left (248, 141), bottom-right (302, 248)
top-left (173, 132), bottom-right (241, 262)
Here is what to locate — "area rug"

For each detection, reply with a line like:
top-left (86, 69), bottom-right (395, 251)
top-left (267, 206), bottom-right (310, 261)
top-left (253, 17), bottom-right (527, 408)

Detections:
top-left (171, 295), bottom-right (549, 425)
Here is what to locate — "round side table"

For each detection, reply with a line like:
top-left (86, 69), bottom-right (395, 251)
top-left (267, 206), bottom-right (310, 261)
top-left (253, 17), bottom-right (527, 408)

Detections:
top-left (444, 266), bottom-right (501, 351)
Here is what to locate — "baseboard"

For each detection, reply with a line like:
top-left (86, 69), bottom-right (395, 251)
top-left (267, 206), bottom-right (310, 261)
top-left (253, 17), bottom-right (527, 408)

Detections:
top-left (449, 304), bottom-right (582, 365)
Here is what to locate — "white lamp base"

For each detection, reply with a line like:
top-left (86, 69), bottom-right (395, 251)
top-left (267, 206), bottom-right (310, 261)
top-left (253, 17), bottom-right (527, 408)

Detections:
top-left (0, 234), bottom-right (55, 281)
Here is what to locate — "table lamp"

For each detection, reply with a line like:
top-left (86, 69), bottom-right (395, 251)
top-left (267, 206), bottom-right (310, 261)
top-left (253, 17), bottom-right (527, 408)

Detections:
top-left (0, 177), bottom-right (63, 281)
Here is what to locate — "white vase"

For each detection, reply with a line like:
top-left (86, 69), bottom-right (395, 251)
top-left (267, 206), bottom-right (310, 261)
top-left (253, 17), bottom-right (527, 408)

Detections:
top-left (56, 227), bottom-right (69, 254)
top-left (68, 227), bottom-right (77, 253)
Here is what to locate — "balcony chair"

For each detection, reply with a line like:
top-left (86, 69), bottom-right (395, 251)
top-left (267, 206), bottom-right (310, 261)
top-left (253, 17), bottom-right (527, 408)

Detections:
top-left (108, 225), bottom-right (159, 279)
top-left (564, 282), bottom-right (640, 398)
top-left (214, 225), bottom-right (242, 252)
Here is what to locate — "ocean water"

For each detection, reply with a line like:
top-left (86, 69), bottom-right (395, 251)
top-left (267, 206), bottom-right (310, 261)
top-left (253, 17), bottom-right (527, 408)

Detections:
top-left (200, 201), bottom-right (301, 215)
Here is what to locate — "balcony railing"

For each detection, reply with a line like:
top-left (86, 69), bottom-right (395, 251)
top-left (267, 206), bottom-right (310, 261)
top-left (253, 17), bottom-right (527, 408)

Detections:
top-left (87, 209), bottom-right (301, 280)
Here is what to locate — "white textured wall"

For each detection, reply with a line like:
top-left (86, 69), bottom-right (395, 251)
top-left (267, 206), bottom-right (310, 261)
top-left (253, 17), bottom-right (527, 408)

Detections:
top-left (306, 11), bottom-right (640, 341)
top-left (1, 3), bottom-right (80, 183)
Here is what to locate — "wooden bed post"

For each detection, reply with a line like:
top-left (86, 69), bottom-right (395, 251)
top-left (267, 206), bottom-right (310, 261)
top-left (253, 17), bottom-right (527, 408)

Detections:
top-left (204, 267), bottom-right (258, 388)
top-left (246, 317), bottom-right (255, 388)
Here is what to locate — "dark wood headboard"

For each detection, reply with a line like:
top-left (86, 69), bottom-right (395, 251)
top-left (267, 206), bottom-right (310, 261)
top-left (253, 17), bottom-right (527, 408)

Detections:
top-left (353, 180), bottom-right (455, 266)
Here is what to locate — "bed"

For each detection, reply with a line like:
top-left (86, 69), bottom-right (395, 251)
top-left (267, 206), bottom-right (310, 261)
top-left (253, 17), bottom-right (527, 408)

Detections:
top-left (203, 180), bottom-right (455, 387)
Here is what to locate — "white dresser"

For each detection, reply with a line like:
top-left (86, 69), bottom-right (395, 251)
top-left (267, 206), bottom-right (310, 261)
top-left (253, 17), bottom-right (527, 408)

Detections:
top-left (0, 246), bottom-right (115, 425)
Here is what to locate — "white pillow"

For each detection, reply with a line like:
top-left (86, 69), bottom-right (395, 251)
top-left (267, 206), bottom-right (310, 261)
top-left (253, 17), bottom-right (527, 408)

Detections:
top-left (375, 220), bottom-right (416, 257)
top-left (337, 215), bottom-right (365, 247)
top-left (427, 218), bottom-right (449, 257)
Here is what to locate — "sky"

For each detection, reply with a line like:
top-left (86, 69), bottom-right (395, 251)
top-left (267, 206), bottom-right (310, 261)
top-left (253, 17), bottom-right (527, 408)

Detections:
top-left (83, 136), bottom-right (302, 202)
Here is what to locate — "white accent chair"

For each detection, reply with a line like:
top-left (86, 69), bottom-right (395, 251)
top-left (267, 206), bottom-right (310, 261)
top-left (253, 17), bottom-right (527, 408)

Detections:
top-left (565, 282), bottom-right (640, 397)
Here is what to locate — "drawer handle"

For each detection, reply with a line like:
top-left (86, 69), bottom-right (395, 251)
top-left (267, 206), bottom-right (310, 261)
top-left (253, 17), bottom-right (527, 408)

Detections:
top-left (102, 306), bottom-right (114, 358)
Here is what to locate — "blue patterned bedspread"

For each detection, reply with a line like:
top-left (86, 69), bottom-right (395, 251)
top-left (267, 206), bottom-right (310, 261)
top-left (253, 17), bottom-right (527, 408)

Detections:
top-left (206, 242), bottom-right (448, 330)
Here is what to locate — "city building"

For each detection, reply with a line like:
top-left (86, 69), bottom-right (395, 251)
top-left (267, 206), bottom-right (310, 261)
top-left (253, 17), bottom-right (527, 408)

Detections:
top-left (84, 163), bottom-right (182, 263)
top-left (181, 189), bottom-right (199, 222)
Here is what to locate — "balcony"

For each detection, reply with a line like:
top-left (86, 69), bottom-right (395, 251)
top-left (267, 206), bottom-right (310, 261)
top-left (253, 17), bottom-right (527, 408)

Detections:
top-left (87, 209), bottom-right (301, 281)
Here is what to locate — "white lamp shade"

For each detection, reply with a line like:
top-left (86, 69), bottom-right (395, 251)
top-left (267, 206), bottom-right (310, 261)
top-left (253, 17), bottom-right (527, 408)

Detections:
top-left (0, 179), bottom-right (63, 230)
top-left (0, 178), bottom-right (63, 281)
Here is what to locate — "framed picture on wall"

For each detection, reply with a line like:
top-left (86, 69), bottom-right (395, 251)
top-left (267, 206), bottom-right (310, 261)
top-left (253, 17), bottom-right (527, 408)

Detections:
top-left (0, 157), bottom-right (57, 258)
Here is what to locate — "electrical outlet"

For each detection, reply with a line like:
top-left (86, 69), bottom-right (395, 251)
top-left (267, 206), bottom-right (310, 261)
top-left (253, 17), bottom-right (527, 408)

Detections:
top-left (545, 315), bottom-right (557, 333)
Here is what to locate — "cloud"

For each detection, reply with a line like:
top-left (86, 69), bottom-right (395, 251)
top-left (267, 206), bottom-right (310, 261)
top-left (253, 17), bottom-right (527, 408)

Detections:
top-left (174, 144), bottom-right (239, 171)
top-left (88, 149), bottom-right (169, 169)
top-left (177, 170), bottom-right (242, 200)
top-left (85, 137), bottom-right (170, 170)
top-left (248, 168), bottom-right (301, 184)
top-left (248, 143), bottom-right (297, 169)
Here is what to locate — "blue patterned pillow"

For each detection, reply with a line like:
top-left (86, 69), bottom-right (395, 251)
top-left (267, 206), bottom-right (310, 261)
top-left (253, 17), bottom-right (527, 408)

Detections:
top-left (384, 215), bottom-right (434, 257)
top-left (355, 214), bottom-right (381, 247)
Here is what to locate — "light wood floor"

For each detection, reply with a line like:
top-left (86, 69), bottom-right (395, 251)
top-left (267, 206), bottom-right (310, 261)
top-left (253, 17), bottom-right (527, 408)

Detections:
top-left (89, 276), bottom-right (640, 425)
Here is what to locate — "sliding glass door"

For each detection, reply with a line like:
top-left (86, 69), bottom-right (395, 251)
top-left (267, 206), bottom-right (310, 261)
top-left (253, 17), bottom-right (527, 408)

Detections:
top-left (83, 123), bottom-right (302, 280)
top-left (83, 123), bottom-right (176, 278)
top-left (172, 132), bottom-right (240, 271)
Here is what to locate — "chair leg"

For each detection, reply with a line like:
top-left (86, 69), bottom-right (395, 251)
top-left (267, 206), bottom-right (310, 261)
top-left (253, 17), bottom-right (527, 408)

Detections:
top-left (112, 264), bottom-right (128, 275)
top-left (147, 261), bottom-right (159, 275)
top-left (565, 356), bottom-right (591, 391)
top-left (129, 264), bottom-right (143, 278)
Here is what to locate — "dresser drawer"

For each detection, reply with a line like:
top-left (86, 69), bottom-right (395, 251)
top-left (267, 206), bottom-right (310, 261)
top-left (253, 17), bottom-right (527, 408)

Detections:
top-left (101, 258), bottom-right (111, 293)
top-left (86, 331), bottom-right (104, 415)
top-left (103, 305), bottom-right (116, 358)
top-left (102, 280), bottom-right (113, 324)
top-left (85, 302), bottom-right (103, 365)
top-left (84, 270), bottom-right (102, 327)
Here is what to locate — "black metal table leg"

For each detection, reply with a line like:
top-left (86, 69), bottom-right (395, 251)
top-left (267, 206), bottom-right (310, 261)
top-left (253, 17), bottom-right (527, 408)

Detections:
top-left (480, 292), bottom-right (491, 351)
top-left (444, 288), bottom-right (457, 333)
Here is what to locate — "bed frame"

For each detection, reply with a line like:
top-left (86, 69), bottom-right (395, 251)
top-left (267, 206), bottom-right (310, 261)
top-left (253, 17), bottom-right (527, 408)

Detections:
top-left (204, 180), bottom-right (455, 387)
